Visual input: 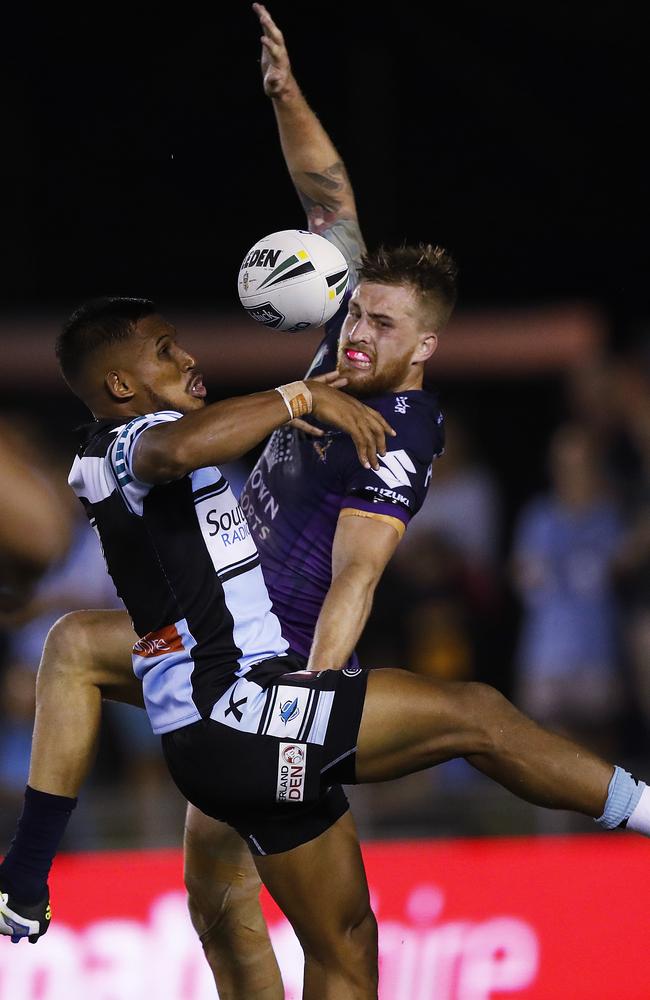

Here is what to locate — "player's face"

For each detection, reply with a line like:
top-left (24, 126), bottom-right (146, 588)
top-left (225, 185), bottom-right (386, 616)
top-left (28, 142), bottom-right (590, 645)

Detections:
top-left (337, 282), bottom-right (436, 396)
top-left (126, 315), bottom-right (207, 414)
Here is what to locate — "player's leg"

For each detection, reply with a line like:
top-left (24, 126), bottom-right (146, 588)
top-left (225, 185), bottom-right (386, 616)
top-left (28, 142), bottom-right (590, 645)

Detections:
top-left (1, 610), bottom-right (139, 941)
top-left (0, 608), bottom-right (141, 945)
top-left (183, 804), bottom-right (284, 1000)
top-left (254, 809), bottom-right (378, 1000)
top-left (355, 669), bottom-right (647, 829)
top-left (2, 612), bottom-right (284, 1000)
top-left (30, 609), bottom-right (141, 796)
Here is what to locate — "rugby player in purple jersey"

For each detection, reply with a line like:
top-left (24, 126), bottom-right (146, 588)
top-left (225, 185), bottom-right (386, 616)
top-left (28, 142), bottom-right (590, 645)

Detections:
top-left (3, 6), bottom-right (650, 999)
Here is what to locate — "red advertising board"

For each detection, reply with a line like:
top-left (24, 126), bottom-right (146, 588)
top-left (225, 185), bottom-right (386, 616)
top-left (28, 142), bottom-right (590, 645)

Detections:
top-left (0, 833), bottom-right (646, 999)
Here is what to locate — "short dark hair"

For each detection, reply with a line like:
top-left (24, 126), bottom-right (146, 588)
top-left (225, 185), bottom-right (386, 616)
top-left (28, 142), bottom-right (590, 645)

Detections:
top-left (56, 296), bottom-right (156, 387)
top-left (359, 243), bottom-right (459, 331)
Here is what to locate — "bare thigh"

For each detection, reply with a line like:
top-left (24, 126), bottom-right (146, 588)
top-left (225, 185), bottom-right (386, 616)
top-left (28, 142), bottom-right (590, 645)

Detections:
top-left (354, 668), bottom-right (613, 818)
top-left (355, 668), bottom-right (496, 782)
top-left (43, 608), bottom-right (143, 705)
top-left (29, 609), bottom-right (144, 796)
top-left (184, 802), bottom-right (258, 877)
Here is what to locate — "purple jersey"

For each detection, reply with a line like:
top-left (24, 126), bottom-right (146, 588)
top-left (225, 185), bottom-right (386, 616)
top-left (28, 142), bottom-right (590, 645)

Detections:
top-left (240, 305), bottom-right (445, 664)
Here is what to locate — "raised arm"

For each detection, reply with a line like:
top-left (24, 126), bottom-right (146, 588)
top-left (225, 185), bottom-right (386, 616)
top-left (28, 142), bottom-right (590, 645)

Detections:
top-left (253, 3), bottom-right (366, 277)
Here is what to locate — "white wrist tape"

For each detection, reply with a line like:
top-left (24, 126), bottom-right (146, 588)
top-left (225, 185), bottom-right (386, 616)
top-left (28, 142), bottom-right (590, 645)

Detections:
top-left (275, 381), bottom-right (312, 420)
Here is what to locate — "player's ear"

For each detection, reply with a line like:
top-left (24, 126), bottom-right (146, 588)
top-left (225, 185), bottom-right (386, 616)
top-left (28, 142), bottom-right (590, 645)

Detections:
top-left (105, 369), bottom-right (135, 402)
top-left (413, 331), bottom-right (438, 363)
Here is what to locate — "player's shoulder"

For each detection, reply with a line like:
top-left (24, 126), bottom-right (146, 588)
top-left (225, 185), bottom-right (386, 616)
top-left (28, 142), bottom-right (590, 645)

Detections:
top-left (366, 388), bottom-right (445, 461)
top-left (77, 418), bottom-right (122, 458)
top-left (78, 411), bottom-right (183, 458)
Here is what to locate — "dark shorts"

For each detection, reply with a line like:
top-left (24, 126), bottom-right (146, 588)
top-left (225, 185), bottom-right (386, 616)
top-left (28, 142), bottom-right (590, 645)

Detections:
top-left (161, 658), bottom-right (369, 855)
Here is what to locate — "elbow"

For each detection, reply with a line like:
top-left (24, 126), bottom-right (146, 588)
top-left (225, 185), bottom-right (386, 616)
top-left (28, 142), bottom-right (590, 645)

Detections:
top-left (335, 562), bottom-right (380, 595)
top-left (158, 443), bottom-right (191, 481)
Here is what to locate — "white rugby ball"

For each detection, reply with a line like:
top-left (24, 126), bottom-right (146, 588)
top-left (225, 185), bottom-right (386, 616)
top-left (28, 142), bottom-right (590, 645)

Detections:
top-left (237, 229), bottom-right (349, 332)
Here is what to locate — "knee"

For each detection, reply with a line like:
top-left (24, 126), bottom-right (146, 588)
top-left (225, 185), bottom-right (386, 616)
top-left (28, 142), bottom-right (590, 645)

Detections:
top-left (184, 859), bottom-right (266, 945)
top-left (454, 680), bottom-right (517, 753)
top-left (347, 905), bottom-right (378, 970)
top-left (39, 611), bottom-right (98, 683)
top-left (302, 899), bottom-right (378, 979)
top-left (183, 814), bottom-right (264, 943)
top-left (184, 867), bottom-right (232, 939)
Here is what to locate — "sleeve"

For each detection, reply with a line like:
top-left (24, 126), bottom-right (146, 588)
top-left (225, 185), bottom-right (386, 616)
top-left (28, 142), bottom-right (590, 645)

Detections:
top-left (336, 409), bottom-right (438, 533)
top-left (339, 450), bottom-right (424, 531)
top-left (110, 411), bottom-right (182, 486)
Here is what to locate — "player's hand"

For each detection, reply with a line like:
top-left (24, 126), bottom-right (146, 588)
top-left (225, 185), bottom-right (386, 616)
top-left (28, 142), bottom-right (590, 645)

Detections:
top-left (290, 370), bottom-right (347, 436)
top-left (253, 4), bottom-right (293, 100)
top-left (306, 380), bottom-right (396, 470)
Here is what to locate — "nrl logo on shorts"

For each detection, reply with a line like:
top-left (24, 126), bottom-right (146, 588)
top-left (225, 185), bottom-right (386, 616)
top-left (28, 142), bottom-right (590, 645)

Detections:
top-left (276, 742), bottom-right (306, 802)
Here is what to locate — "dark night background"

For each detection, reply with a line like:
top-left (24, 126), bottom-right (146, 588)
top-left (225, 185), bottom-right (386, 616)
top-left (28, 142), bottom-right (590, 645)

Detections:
top-left (2, 2), bottom-right (647, 326)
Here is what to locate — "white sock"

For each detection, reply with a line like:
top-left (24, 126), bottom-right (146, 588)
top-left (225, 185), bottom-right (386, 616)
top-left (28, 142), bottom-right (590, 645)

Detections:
top-left (627, 785), bottom-right (650, 835)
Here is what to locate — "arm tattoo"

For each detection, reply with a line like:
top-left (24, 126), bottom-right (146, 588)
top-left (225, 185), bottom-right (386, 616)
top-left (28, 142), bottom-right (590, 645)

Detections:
top-left (293, 162), bottom-right (366, 280)
top-left (295, 161), bottom-right (349, 214)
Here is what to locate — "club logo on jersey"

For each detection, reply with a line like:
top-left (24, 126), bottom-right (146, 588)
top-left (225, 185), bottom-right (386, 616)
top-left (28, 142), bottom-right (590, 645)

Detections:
top-left (276, 742), bottom-right (307, 802)
top-left (279, 697), bottom-right (300, 725)
top-left (372, 449), bottom-right (416, 490)
top-left (133, 624), bottom-right (184, 658)
top-left (395, 395), bottom-right (410, 414)
top-left (313, 435), bottom-right (334, 462)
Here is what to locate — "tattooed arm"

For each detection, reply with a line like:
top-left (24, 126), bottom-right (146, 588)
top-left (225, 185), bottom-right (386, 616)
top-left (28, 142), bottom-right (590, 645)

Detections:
top-left (253, 3), bottom-right (366, 277)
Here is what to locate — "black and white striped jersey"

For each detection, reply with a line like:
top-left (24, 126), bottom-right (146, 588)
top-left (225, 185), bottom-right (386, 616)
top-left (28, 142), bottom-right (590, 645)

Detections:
top-left (68, 411), bottom-right (289, 734)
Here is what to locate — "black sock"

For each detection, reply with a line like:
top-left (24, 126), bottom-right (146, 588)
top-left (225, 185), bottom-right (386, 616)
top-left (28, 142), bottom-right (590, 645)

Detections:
top-left (0, 786), bottom-right (77, 904)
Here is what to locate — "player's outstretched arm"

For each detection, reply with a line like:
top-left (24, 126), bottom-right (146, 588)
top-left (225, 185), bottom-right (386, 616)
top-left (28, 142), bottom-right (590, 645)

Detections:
top-left (253, 3), bottom-right (366, 275)
top-left (307, 511), bottom-right (403, 670)
top-left (132, 381), bottom-right (395, 483)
